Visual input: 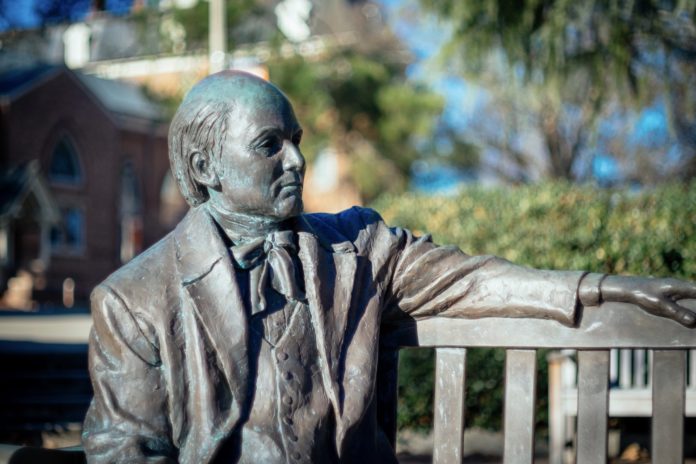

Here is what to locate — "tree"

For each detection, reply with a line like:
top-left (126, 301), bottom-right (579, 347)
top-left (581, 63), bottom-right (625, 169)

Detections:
top-left (418, 0), bottom-right (696, 183)
top-left (268, 50), bottom-right (446, 201)
top-left (659, 14), bottom-right (696, 179)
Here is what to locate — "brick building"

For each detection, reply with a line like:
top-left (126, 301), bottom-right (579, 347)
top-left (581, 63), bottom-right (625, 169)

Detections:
top-left (0, 64), bottom-right (185, 308)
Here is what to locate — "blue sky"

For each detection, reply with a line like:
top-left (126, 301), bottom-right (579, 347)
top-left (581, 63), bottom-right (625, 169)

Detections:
top-left (0, 0), bottom-right (133, 31)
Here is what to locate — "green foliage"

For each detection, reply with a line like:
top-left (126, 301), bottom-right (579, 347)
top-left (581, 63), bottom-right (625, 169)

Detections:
top-left (377, 83), bottom-right (446, 174)
top-left (267, 55), bottom-right (334, 164)
top-left (372, 182), bottom-right (696, 431)
top-left (396, 349), bottom-right (436, 430)
top-left (268, 51), bottom-right (445, 201)
top-left (171, 1), bottom-right (208, 49)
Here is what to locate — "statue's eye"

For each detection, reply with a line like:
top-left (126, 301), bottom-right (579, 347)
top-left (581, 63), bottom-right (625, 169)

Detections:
top-left (256, 136), bottom-right (282, 156)
top-left (292, 130), bottom-right (303, 146)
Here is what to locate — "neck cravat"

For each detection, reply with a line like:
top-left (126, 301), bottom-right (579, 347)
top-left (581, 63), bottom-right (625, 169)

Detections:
top-left (230, 230), bottom-right (305, 314)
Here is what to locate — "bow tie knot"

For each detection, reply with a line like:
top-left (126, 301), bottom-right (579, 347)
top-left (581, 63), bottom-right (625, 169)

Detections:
top-left (230, 230), bottom-right (304, 313)
top-left (231, 230), bottom-right (296, 268)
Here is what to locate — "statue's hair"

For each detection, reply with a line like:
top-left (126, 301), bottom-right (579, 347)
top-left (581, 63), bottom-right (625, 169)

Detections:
top-left (168, 98), bottom-right (233, 206)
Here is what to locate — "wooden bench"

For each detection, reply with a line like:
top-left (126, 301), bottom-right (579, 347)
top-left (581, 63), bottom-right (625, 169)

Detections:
top-left (378, 300), bottom-right (696, 464)
top-left (1, 301), bottom-right (694, 463)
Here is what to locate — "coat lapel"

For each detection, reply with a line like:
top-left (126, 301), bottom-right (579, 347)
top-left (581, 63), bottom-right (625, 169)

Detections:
top-left (296, 215), bottom-right (357, 421)
top-left (173, 207), bottom-right (249, 432)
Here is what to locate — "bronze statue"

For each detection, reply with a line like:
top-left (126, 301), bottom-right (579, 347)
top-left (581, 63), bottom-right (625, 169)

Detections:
top-left (82, 71), bottom-right (696, 463)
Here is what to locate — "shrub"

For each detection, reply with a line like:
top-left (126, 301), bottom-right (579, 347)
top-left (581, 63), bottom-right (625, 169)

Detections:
top-left (371, 182), bottom-right (696, 432)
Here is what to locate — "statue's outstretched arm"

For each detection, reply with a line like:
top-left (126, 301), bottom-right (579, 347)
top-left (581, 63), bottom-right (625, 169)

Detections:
top-left (363, 206), bottom-right (696, 329)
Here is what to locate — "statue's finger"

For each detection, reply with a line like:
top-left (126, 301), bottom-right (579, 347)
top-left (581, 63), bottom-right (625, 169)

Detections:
top-left (661, 299), bottom-right (696, 327)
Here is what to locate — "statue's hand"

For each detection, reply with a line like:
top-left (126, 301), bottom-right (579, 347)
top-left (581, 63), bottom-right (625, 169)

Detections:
top-left (601, 275), bottom-right (696, 328)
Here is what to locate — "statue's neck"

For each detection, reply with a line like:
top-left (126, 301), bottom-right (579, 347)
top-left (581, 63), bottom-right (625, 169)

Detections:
top-left (206, 202), bottom-right (285, 244)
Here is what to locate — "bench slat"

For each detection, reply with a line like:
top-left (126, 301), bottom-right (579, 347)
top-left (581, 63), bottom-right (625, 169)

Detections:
top-left (610, 349), bottom-right (619, 385)
top-left (576, 350), bottom-right (609, 464)
top-left (503, 349), bottom-right (537, 464)
top-left (634, 349), bottom-right (646, 387)
top-left (652, 350), bottom-right (686, 464)
top-left (619, 349), bottom-right (631, 388)
top-left (433, 348), bottom-right (467, 464)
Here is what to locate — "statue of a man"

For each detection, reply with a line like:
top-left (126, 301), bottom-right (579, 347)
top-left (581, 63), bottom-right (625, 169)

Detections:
top-left (82, 71), bottom-right (695, 463)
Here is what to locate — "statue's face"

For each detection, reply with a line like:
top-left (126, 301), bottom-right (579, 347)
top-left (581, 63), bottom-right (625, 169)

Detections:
top-left (210, 83), bottom-right (305, 220)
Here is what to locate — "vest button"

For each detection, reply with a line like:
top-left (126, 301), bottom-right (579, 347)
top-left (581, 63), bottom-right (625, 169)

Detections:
top-left (283, 371), bottom-right (293, 380)
top-left (283, 395), bottom-right (294, 405)
top-left (283, 416), bottom-right (293, 426)
top-left (288, 434), bottom-right (298, 442)
top-left (291, 452), bottom-right (302, 460)
top-left (276, 351), bottom-right (289, 361)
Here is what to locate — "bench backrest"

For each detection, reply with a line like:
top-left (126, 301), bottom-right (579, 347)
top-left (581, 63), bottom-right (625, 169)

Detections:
top-left (378, 301), bottom-right (696, 464)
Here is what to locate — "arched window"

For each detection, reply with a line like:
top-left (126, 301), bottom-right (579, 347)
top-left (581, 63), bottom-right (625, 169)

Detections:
top-left (49, 136), bottom-right (82, 185)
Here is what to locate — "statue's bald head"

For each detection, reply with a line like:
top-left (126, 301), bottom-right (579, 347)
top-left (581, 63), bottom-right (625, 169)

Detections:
top-left (168, 71), bottom-right (291, 206)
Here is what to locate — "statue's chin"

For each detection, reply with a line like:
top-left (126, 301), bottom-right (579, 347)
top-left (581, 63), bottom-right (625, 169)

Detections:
top-left (274, 196), bottom-right (304, 220)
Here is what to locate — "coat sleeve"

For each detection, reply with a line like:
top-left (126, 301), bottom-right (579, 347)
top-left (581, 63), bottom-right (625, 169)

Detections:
top-left (356, 208), bottom-right (586, 326)
top-left (82, 284), bottom-right (177, 463)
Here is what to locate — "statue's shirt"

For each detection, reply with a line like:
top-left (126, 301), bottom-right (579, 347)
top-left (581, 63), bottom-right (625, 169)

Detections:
top-left (224, 255), bottom-right (336, 463)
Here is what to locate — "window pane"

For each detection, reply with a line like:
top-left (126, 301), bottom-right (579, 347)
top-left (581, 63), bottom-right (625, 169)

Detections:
top-left (64, 209), bottom-right (83, 246)
top-left (49, 137), bottom-right (82, 184)
top-left (50, 208), bottom-right (84, 253)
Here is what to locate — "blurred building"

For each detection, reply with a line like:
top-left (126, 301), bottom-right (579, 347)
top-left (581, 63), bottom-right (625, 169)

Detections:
top-left (0, 64), bottom-right (182, 309)
top-left (0, 0), bottom-right (404, 311)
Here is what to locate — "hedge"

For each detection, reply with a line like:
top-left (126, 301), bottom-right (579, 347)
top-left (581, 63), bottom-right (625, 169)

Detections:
top-left (371, 182), bottom-right (696, 432)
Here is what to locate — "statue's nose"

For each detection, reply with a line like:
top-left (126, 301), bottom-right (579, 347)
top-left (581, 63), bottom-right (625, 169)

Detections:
top-left (283, 142), bottom-right (305, 173)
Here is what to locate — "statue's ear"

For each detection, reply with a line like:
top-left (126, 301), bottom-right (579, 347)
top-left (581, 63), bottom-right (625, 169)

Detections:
top-left (188, 150), bottom-right (220, 190)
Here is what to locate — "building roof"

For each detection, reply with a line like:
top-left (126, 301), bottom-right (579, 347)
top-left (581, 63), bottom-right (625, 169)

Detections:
top-left (0, 64), bottom-right (163, 121)
top-left (74, 71), bottom-right (162, 120)
top-left (0, 64), bottom-right (56, 96)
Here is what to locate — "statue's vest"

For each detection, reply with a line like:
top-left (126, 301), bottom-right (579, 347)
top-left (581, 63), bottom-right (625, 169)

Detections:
top-left (234, 299), bottom-right (336, 464)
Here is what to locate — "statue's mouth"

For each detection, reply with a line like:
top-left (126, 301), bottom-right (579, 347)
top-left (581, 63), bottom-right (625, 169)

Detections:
top-left (278, 182), bottom-right (303, 199)
top-left (277, 175), bottom-right (303, 191)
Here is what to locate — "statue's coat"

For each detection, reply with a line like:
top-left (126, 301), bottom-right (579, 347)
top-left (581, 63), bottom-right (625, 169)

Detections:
top-left (83, 205), bottom-right (584, 463)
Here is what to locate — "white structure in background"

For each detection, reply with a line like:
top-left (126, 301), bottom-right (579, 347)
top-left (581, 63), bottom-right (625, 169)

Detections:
top-left (157, 0), bottom-right (199, 9)
top-left (310, 148), bottom-right (339, 193)
top-left (208, 0), bottom-right (227, 74)
top-left (63, 23), bottom-right (91, 69)
top-left (275, 0), bottom-right (312, 43)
